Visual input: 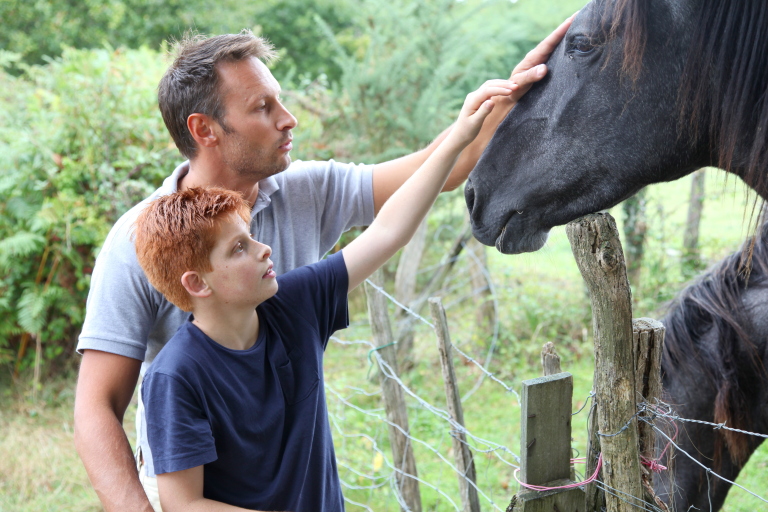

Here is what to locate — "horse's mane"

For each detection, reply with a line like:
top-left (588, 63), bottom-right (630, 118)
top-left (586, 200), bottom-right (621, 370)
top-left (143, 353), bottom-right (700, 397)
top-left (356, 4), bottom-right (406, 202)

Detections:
top-left (602, 0), bottom-right (768, 203)
top-left (662, 221), bottom-right (768, 467)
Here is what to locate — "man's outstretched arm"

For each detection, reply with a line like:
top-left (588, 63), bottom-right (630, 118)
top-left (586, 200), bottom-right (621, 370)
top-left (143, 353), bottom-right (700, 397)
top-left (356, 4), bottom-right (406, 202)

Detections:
top-left (74, 350), bottom-right (152, 512)
top-left (371, 14), bottom-right (575, 212)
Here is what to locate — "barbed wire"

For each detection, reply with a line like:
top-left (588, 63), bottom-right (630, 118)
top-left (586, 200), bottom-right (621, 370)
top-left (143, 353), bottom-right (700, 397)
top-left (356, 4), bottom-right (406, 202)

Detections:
top-left (642, 417), bottom-right (768, 506)
top-left (327, 340), bottom-right (522, 468)
top-left (647, 400), bottom-right (768, 439)
top-left (327, 385), bottom-right (503, 511)
top-left (342, 251), bottom-right (768, 511)
top-left (362, 279), bottom-right (521, 403)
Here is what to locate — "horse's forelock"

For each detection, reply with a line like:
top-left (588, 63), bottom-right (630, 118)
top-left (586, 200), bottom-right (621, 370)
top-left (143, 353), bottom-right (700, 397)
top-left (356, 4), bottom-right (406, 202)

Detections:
top-left (591, 0), bottom-right (649, 81)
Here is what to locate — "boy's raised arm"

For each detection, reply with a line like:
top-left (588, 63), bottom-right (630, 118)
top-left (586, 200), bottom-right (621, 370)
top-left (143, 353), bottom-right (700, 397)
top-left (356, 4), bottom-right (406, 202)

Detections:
top-left (343, 80), bottom-right (516, 291)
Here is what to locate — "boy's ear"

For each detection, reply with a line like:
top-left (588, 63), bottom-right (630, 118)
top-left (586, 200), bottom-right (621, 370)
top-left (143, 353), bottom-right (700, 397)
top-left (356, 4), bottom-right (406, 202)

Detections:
top-left (187, 113), bottom-right (220, 149)
top-left (181, 271), bottom-right (212, 299)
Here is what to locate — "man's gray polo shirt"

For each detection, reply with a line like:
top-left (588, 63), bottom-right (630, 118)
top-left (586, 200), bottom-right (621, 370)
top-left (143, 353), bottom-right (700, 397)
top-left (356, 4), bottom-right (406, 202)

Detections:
top-left (77, 159), bottom-right (375, 476)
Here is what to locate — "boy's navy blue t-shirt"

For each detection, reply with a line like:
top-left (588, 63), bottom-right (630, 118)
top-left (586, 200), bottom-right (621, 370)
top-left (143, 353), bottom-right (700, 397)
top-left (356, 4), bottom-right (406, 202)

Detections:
top-left (142, 252), bottom-right (348, 512)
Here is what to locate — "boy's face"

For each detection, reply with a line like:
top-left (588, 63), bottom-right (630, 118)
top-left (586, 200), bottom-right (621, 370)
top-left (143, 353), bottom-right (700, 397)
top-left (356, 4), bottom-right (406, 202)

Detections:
top-left (203, 214), bottom-right (277, 307)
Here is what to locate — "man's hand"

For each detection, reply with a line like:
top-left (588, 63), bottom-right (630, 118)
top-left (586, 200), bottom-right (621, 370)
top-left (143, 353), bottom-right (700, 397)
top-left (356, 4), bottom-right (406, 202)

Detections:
top-left (74, 350), bottom-right (152, 512)
top-left (371, 14), bottom-right (575, 211)
top-left (497, 14), bottom-right (577, 108)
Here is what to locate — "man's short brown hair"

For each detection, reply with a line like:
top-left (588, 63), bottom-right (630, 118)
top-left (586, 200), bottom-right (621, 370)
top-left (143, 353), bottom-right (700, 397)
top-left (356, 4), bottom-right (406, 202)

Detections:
top-left (158, 31), bottom-right (277, 160)
top-left (133, 187), bottom-right (251, 311)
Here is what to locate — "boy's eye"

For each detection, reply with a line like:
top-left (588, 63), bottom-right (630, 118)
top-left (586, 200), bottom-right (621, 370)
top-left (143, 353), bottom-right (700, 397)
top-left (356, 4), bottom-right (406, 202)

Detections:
top-left (235, 242), bottom-right (244, 253)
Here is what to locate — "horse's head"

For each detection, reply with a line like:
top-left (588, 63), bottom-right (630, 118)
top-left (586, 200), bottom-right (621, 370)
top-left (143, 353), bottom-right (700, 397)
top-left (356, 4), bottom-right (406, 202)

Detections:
top-left (467, 0), bottom-right (709, 254)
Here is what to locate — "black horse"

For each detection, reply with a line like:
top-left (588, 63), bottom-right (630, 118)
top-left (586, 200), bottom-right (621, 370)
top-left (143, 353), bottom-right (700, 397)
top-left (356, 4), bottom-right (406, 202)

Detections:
top-left (657, 222), bottom-right (768, 511)
top-left (466, 0), bottom-right (768, 254)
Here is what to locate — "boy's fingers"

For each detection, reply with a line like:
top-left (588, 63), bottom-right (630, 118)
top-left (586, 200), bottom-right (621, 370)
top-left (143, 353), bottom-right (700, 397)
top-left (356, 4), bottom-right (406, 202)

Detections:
top-left (512, 64), bottom-right (548, 87)
top-left (465, 86), bottom-right (515, 111)
top-left (480, 79), bottom-right (517, 89)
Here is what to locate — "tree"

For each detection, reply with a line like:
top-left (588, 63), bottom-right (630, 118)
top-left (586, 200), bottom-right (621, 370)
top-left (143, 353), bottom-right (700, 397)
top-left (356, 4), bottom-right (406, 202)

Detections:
top-left (683, 170), bottom-right (706, 276)
top-left (622, 190), bottom-right (647, 289)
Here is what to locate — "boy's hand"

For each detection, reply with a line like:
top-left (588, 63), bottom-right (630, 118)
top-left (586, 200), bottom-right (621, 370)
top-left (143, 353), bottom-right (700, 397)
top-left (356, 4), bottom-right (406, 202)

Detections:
top-left (449, 80), bottom-right (517, 147)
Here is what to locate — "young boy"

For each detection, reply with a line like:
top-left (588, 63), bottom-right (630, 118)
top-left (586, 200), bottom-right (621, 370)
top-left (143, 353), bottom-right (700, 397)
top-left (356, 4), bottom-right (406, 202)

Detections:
top-left (133, 79), bottom-right (516, 512)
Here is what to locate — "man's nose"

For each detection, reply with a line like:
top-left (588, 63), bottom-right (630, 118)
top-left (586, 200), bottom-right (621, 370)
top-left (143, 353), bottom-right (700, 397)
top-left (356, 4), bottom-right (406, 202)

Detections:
top-left (277, 104), bottom-right (298, 131)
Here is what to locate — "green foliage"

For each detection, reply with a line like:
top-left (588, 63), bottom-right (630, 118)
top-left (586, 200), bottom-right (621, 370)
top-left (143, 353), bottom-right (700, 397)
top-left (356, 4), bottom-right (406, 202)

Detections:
top-left (288, 0), bottom-right (536, 163)
top-left (0, 46), bottom-right (177, 369)
top-left (0, 0), bottom-right (360, 84)
top-left (0, 0), bottom-right (190, 68)
top-left (251, 0), bottom-right (359, 85)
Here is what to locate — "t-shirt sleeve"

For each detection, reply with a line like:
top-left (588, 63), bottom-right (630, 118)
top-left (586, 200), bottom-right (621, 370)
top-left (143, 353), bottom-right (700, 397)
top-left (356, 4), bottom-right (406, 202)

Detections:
top-left (274, 251), bottom-right (350, 344)
top-left (298, 160), bottom-right (375, 256)
top-left (142, 371), bottom-right (217, 474)
top-left (76, 213), bottom-right (156, 360)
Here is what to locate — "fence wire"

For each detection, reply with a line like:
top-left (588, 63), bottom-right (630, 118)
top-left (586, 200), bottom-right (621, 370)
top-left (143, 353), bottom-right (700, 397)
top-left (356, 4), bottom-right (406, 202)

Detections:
top-left (325, 238), bottom-right (766, 511)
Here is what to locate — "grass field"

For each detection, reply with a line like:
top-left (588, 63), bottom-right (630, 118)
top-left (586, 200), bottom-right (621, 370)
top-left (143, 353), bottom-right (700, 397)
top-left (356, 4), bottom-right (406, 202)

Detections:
top-left (1, 169), bottom-right (766, 511)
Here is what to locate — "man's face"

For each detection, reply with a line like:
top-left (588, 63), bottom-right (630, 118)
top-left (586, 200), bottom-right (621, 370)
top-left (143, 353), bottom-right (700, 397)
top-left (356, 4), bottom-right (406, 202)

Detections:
top-left (215, 57), bottom-right (297, 181)
top-left (203, 214), bottom-right (278, 307)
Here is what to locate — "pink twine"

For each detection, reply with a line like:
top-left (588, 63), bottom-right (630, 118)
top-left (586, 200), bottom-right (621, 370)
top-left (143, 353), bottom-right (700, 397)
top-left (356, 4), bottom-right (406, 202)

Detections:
top-left (640, 403), bottom-right (680, 473)
top-left (640, 457), bottom-right (668, 473)
top-left (513, 454), bottom-right (602, 492)
top-left (514, 406), bottom-right (680, 492)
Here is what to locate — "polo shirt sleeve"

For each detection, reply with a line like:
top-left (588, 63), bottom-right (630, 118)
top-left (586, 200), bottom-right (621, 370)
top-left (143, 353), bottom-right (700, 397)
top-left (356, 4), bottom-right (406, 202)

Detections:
top-left (142, 371), bottom-right (217, 475)
top-left (294, 159), bottom-right (375, 256)
top-left (76, 210), bottom-right (156, 361)
top-left (274, 251), bottom-right (350, 344)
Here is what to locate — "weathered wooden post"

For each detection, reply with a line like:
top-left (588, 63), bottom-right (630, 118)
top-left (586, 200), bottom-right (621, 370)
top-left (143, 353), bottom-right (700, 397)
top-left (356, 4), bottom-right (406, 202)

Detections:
top-left (540, 343), bottom-right (576, 481)
top-left (541, 342), bottom-right (562, 376)
top-left (584, 394), bottom-right (605, 512)
top-left (632, 318), bottom-right (668, 510)
top-left (566, 213), bottom-right (644, 512)
top-left (508, 371), bottom-right (584, 512)
top-left (429, 297), bottom-right (481, 512)
top-left (365, 269), bottom-right (423, 512)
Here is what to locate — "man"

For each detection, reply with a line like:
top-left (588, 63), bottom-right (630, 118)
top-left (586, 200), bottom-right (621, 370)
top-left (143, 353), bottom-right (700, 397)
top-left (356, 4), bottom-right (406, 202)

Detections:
top-left (74, 20), bottom-right (572, 512)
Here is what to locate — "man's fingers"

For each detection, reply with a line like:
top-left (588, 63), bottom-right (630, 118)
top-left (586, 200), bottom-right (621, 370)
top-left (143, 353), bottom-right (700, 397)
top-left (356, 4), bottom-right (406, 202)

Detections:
top-left (510, 14), bottom-right (576, 76)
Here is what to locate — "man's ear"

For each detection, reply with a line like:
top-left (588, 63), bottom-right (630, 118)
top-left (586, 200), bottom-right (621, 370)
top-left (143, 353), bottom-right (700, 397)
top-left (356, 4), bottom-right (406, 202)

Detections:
top-left (187, 113), bottom-right (220, 149)
top-left (181, 271), bottom-right (212, 299)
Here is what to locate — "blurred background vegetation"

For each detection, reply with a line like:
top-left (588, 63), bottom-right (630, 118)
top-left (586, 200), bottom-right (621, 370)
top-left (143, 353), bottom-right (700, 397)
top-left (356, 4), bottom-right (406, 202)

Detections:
top-left (1, 0), bottom-right (765, 510)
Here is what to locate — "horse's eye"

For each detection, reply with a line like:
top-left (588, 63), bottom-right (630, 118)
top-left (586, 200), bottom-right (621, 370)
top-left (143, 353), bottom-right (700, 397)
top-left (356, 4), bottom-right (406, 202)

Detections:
top-left (568, 36), bottom-right (596, 55)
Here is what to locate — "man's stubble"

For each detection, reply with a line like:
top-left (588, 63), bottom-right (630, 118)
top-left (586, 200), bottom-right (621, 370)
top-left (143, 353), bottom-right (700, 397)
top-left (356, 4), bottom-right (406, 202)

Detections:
top-left (220, 125), bottom-right (291, 183)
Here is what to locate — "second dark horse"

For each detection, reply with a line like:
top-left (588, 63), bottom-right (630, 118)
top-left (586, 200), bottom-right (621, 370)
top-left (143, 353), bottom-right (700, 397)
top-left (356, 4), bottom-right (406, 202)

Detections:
top-left (658, 222), bottom-right (768, 510)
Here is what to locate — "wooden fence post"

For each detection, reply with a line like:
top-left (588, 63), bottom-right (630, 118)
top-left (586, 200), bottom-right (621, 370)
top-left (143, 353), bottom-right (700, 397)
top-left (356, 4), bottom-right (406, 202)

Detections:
top-left (633, 318), bottom-right (669, 511)
top-left (566, 213), bottom-right (644, 512)
top-left (584, 392), bottom-right (605, 512)
top-left (541, 342), bottom-right (562, 376)
top-left (428, 297), bottom-right (481, 512)
top-left (365, 270), bottom-right (423, 512)
top-left (509, 372), bottom-right (584, 511)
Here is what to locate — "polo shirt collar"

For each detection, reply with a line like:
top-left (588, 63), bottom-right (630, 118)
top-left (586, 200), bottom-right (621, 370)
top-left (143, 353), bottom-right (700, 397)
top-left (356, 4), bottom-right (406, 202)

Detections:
top-left (163, 161), bottom-right (281, 216)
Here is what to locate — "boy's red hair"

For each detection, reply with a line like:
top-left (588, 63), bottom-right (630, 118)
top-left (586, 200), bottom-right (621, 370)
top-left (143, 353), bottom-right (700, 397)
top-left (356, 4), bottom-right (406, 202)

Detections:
top-left (133, 187), bottom-right (251, 311)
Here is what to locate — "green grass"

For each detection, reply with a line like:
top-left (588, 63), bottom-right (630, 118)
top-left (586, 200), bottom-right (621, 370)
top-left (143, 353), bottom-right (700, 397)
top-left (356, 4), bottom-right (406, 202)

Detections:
top-left (1, 169), bottom-right (766, 511)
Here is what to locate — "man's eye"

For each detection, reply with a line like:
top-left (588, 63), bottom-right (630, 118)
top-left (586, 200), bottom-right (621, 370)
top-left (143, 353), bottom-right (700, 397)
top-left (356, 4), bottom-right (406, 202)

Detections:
top-left (568, 36), bottom-right (597, 55)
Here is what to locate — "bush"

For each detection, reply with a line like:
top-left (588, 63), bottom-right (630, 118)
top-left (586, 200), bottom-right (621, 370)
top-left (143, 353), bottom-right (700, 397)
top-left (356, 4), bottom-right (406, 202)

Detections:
top-left (0, 47), bottom-right (177, 370)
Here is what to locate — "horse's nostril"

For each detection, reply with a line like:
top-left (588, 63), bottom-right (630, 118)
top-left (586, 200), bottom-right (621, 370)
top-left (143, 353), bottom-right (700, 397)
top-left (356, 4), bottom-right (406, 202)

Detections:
top-left (465, 179), bottom-right (476, 215)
